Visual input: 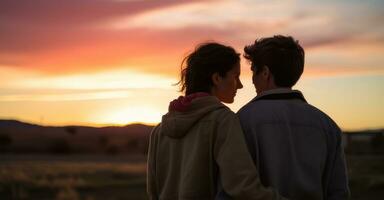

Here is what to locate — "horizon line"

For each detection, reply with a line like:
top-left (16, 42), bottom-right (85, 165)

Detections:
top-left (0, 118), bottom-right (157, 128)
top-left (0, 118), bottom-right (383, 133)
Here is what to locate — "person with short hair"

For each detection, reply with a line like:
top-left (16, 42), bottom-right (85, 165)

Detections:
top-left (147, 42), bottom-right (287, 200)
top-left (238, 35), bottom-right (350, 200)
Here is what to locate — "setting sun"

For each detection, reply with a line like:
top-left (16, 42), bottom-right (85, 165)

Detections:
top-left (94, 106), bottom-right (164, 126)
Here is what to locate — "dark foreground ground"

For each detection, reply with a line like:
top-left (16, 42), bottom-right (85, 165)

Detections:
top-left (0, 154), bottom-right (383, 200)
top-left (0, 155), bottom-right (147, 200)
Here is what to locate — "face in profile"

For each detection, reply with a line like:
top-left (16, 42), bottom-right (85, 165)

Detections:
top-left (252, 65), bottom-right (269, 94)
top-left (252, 69), bottom-right (264, 94)
top-left (212, 62), bottom-right (243, 103)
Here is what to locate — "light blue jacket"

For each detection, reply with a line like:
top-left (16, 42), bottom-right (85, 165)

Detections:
top-left (237, 88), bottom-right (350, 200)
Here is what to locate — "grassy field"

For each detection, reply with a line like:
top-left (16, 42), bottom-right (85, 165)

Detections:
top-left (347, 155), bottom-right (384, 200)
top-left (0, 155), bottom-right (147, 200)
top-left (0, 154), bottom-right (383, 200)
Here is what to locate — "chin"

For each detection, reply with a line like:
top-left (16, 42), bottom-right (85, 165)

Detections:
top-left (222, 98), bottom-right (234, 104)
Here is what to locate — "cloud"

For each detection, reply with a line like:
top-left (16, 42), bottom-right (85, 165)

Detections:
top-left (0, 0), bottom-right (225, 75)
top-left (0, 0), bottom-right (195, 27)
top-left (0, 0), bottom-right (199, 53)
top-left (0, 67), bottom-right (176, 90)
top-left (0, 68), bottom-right (178, 101)
top-left (0, 0), bottom-right (383, 78)
top-left (0, 24), bottom-right (243, 75)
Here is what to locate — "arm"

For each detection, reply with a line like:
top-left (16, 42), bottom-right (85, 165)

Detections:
top-left (214, 112), bottom-right (288, 200)
top-left (147, 126), bottom-right (159, 200)
top-left (326, 126), bottom-right (350, 200)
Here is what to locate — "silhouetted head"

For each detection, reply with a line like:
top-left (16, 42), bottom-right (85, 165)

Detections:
top-left (178, 42), bottom-right (243, 103)
top-left (244, 35), bottom-right (304, 94)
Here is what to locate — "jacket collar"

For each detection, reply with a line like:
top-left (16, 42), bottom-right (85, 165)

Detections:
top-left (251, 88), bottom-right (307, 103)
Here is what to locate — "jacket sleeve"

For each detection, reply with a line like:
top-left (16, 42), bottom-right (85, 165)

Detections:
top-left (214, 111), bottom-right (288, 200)
top-left (147, 126), bottom-right (159, 200)
top-left (326, 125), bottom-right (350, 200)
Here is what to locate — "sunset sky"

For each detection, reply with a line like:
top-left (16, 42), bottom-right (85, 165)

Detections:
top-left (0, 0), bottom-right (383, 131)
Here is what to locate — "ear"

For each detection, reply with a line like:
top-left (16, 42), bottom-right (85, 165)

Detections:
top-left (263, 66), bottom-right (276, 85)
top-left (261, 65), bottom-right (270, 80)
top-left (211, 72), bottom-right (222, 86)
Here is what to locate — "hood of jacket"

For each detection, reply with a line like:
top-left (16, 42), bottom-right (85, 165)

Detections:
top-left (161, 95), bottom-right (226, 138)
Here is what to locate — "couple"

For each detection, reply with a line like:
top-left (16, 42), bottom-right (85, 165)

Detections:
top-left (147, 35), bottom-right (349, 200)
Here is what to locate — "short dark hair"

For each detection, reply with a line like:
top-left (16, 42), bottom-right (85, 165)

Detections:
top-left (178, 42), bottom-right (240, 95)
top-left (244, 35), bottom-right (304, 87)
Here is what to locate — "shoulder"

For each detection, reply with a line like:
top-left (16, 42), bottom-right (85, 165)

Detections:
top-left (207, 106), bottom-right (237, 122)
top-left (237, 98), bottom-right (256, 116)
top-left (150, 123), bottom-right (162, 138)
top-left (237, 99), bottom-right (269, 121)
top-left (304, 104), bottom-right (342, 141)
top-left (307, 104), bottom-right (340, 127)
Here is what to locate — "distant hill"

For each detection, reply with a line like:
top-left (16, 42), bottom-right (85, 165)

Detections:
top-left (0, 120), bottom-right (154, 155)
top-left (1, 119), bottom-right (383, 155)
top-left (0, 120), bottom-right (40, 128)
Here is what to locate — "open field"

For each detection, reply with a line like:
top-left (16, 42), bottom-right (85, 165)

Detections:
top-left (0, 154), bottom-right (383, 200)
top-left (347, 155), bottom-right (384, 200)
top-left (0, 155), bottom-right (147, 200)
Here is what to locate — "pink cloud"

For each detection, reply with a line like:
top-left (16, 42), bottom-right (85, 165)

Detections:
top-left (0, 0), bottom-right (194, 26)
top-left (1, 0), bottom-right (383, 78)
top-left (0, 0), bottom-right (200, 52)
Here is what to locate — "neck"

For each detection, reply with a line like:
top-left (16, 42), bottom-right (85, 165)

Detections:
top-left (258, 86), bottom-right (292, 95)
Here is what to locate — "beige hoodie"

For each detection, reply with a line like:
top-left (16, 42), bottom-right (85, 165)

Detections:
top-left (147, 96), bottom-right (286, 200)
